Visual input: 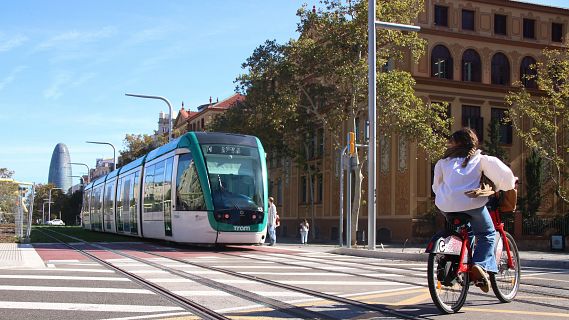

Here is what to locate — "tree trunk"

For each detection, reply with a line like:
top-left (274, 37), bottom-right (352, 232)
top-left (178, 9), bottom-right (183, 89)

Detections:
top-left (304, 142), bottom-right (316, 240)
top-left (351, 156), bottom-right (364, 245)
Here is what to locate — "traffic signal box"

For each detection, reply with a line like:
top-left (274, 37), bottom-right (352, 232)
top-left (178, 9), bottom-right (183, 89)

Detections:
top-left (347, 132), bottom-right (356, 156)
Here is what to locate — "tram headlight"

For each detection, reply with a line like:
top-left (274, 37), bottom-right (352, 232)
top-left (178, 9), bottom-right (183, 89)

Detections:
top-left (252, 214), bottom-right (257, 220)
top-left (224, 213), bottom-right (230, 220)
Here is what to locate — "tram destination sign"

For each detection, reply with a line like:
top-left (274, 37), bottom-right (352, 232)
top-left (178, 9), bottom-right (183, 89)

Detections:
top-left (205, 145), bottom-right (251, 156)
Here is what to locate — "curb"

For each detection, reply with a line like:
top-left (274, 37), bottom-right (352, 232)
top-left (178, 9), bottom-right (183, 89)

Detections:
top-left (329, 247), bottom-right (568, 269)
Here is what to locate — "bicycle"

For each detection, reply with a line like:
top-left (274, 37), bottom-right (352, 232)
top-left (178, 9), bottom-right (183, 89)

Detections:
top-left (425, 196), bottom-right (521, 314)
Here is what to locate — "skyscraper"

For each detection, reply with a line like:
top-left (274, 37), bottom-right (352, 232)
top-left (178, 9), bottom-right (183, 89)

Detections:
top-left (48, 143), bottom-right (72, 192)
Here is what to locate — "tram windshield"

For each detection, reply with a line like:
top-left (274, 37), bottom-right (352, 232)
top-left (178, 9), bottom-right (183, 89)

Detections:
top-left (201, 144), bottom-right (264, 212)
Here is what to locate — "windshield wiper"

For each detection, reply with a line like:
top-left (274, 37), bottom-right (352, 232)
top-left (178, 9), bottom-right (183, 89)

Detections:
top-left (217, 175), bottom-right (242, 212)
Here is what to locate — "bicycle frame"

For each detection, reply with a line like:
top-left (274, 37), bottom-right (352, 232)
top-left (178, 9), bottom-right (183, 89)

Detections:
top-left (489, 208), bottom-right (515, 269)
top-left (425, 207), bottom-right (515, 272)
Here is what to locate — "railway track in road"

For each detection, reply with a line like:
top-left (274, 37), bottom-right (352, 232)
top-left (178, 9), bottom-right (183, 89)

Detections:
top-left (218, 249), bottom-right (569, 310)
top-left (39, 229), bottom-right (423, 320)
top-left (35, 229), bottom-right (229, 320)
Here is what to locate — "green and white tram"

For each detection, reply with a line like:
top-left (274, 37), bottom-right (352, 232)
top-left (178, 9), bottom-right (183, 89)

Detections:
top-left (81, 132), bottom-right (268, 244)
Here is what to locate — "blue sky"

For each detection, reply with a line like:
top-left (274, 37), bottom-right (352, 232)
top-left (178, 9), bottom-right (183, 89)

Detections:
top-left (0, 0), bottom-right (566, 185)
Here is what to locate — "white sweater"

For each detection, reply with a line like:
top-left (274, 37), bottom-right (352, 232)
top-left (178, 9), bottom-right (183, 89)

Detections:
top-left (432, 150), bottom-right (516, 213)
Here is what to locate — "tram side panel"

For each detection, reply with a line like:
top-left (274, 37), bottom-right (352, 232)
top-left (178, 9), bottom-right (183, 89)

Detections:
top-left (81, 188), bottom-right (91, 229)
top-left (140, 154), bottom-right (177, 241)
top-left (103, 178), bottom-right (117, 233)
top-left (115, 169), bottom-right (142, 237)
top-left (171, 152), bottom-right (217, 244)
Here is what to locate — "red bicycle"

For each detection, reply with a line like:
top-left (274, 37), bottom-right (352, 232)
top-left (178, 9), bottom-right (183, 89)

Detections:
top-left (425, 197), bottom-right (521, 313)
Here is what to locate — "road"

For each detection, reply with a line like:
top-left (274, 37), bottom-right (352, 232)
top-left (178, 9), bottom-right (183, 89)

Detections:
top-left (0, 241), bottom-right (567, 319)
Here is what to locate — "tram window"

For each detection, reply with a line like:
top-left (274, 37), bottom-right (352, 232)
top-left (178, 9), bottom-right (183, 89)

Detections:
top-left (176, 153), bottom-right (206, 211)
top-left (131, 171), bottom-right (140, 233)
top-left (153, 160), bottom-right (165, 217)
top-left (143, 164), bottom-right (155, 218)
top-left (164, 157), bottom-right (173, 235)
top-left (116, 178), bottom-right (124, 232)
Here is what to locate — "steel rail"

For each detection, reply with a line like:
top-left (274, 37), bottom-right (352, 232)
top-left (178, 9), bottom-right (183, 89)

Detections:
top-left (36, 229), bottom-right (229, 320)
top-left (40, 229), bottom-right (332, 320)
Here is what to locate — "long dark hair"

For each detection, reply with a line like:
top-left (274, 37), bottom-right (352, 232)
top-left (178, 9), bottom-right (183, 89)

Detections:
top-left (442, 128), bottom-right (479, 167)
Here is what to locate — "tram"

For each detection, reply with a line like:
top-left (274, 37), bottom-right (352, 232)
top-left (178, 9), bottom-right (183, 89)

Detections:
top-left (81, 132), bottom-right (268, 244)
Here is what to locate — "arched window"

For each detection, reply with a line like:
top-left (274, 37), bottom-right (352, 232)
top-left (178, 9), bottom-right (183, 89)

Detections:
top-left (491, 53), bottom-right (510, 85)
top-left (431, 45), bottom-right (453, 80)
top-left (462, 49), bottom-right (481, 82)
top-left (520, 56), bottom-right (537, 88)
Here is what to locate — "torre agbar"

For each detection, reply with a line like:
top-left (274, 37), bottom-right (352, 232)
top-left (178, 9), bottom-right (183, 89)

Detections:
top-left (48, 143), bottom-right (72, 193)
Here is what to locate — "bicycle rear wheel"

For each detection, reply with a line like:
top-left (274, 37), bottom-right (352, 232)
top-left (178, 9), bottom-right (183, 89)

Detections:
top-left (427, 253), bottom-right (469, 313)
top-left (490, 232), bottom-right (520, 302)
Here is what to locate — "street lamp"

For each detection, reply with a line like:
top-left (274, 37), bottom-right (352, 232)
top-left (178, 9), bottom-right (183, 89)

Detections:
top-left (42, 199), bottom-right (51, 224)
top-left (69, 162), bottom-right (91, 183)
top-left (48, 187), bottom-right (62, 222)
top-left (367, 1), bottom-right (420, 250)
top-left (125, 93), bottom-right (173, 141)
top-left (86, 141), bottom-right (116, 171)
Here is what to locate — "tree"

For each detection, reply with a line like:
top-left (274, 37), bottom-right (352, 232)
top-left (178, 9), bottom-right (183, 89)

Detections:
top-left (523, 149), bottom-right (542, 218)
top-left (484, 118), bottom-right (508, 162)
top-left (506, 48), bottom-right (569, 205)
top-left (211, 0), bottom-right (451, 243)
top-left (0, 168), bottom-right (16, 222)
top-left (117, 134), bottom-right (168, 167)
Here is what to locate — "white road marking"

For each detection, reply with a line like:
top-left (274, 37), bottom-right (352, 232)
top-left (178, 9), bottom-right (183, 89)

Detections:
top-left (0, 275), bottom-right (130, 281)
top-left (105, 312), bottom-right (194, 320)
top-left (211, 265), bottom-right (308, 269)
top-left (0, 301), bottom-right (183, 312)
top-left (147, 278), bottom-right (194, 283)
top-left (0, 285), bottom-right (153, 294)
top-left (239, 272), bottom-right (354, 276)
top-left (26, 268), bottom-right (114, 273)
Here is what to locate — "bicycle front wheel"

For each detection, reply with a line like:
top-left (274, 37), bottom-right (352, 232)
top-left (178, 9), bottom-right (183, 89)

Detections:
top-left (427, 253), bottom-right (469, 314)
top-left (490, 232), bottom-right (521, 302)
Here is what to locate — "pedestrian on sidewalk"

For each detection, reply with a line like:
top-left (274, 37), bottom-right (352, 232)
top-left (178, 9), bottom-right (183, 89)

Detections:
top-left (432, 127), bottom-right (515, 293)
top-left (267, 196), bottom-right (278, 246)
top-left (299, 219), bottom-right (309, 244)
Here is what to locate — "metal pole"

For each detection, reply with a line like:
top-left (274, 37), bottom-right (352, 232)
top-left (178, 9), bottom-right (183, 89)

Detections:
top-left (347, 156), bottom-right (352, 248)
top-left (48, 187), bottom-right (61, 222)
top-left (367, 0), bottom-right (377, 250)
top-left (339, 147), bottom-right (347, 247)
top-left (26, 184), bottom-right (35, 239)
top-left (69, 162), bottom-right (91, 183)
top-left (86, 142), bottom-right (116, 171)
top-left (367, 5), bottom-right (421, 250)
top-left (125, 93), bottom-right (173, 141)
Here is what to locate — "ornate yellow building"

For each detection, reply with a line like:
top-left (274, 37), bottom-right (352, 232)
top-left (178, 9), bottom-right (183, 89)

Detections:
top-left (269, 0), bottom-right (569, 242)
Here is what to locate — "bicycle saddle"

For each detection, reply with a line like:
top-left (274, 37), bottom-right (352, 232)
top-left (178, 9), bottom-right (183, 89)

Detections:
top-left (445, 213), bottom-right (471, 226)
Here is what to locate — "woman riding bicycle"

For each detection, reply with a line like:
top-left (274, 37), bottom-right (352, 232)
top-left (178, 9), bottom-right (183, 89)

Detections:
top-left (432, 128), bottom-right (516, 292)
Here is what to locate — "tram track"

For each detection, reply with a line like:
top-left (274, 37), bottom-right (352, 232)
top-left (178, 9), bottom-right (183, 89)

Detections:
top-left (212, 248), bottom-right (569, 312)
top-left (40, 229), bottom-right (414, 320)
top-left (35, 228), bottom-right (229, 320)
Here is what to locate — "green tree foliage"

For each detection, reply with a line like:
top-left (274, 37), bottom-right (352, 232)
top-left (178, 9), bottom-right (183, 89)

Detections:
top-left (0, 168), bottom-right (16, 222)
top-left (210, 0), bottom-right (451, 242)
top-left (484, 118), bottom-right (508, 162)
top-left (523, 149), bottom-right (542, 218)
top-left (506, 48), bottom-right (569, 204)
top-left (117, 134), bottom-right (168, 167)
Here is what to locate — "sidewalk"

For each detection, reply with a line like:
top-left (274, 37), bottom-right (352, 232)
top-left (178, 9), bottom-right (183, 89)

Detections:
top-left (274, 236), bottom-right (569, 269)
top-left (0, 243), bottom-right (45, 269)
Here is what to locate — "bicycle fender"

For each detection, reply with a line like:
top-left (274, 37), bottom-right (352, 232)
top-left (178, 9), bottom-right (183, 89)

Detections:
top-left (425, 230), bottom-right (462, 255)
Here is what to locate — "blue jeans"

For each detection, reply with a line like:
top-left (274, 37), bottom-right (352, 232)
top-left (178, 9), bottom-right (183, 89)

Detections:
top-left (463, 206), bottom-right (498, 273)
top-left (268, 225), bottom-right (276, 245)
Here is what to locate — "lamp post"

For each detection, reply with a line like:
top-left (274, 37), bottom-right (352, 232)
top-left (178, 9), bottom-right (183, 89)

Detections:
top-left (368, 0), bottom-right (420, 250)
top-left (69, 162), bottom-right (91, 183)
top-left (125, 93), bottom-right (173, 141)
top-left (86, 141), bottom-right (116, 171)
top-left (48, 187), bottom-right (62, 222)
top-left (42, 200), bottom-right (50, 224)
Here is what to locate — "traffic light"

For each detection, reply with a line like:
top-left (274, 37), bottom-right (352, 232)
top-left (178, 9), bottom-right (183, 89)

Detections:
top-left (347, 132), bottom-right (356, 156)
